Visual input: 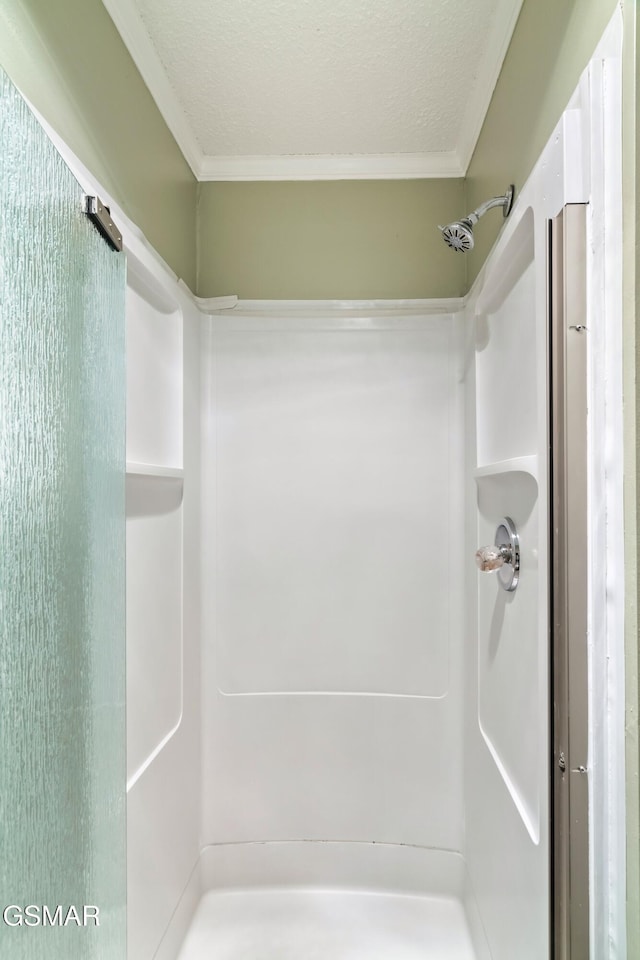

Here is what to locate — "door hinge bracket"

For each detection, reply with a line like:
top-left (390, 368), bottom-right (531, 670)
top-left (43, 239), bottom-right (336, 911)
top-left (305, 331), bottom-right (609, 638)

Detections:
top-left (84, 195), bottom-right (123, 252)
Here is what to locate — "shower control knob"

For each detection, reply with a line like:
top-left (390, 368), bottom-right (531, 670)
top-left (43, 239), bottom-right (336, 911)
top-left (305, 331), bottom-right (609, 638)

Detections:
top-left (475, 544), bottom-right (511, 571)
top-left (475, 517), bottom-right (520, 593)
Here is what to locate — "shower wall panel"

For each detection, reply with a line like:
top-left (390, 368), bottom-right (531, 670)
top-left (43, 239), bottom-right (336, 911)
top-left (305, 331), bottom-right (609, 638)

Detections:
top-left (201, 313), bottom-right (464, 853)
top-left (126, 282), bottom-right (183, 470)
top-left (126, 278), bottom-right (184, 787)
top-left (461, 113), bottom-right (577, 954)
top-left (124, 260), bottom-right (202, 960)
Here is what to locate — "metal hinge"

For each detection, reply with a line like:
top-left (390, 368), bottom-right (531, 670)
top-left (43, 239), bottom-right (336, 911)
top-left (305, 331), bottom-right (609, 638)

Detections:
top-left (84, 196), bottom-right (123, 252)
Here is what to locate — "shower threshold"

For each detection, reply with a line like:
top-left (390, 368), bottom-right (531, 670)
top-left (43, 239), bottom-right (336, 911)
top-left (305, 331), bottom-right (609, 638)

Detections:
top-left (177, 887), bottom-right (478, 959)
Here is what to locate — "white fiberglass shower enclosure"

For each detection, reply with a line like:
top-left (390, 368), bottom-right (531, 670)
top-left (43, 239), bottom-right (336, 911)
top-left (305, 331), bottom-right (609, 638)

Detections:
top-left (130, 234), bottom-right (542, 960)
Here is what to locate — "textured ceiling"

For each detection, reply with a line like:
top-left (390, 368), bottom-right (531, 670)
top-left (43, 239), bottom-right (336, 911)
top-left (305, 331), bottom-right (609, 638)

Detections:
top-left (107, 0), bottom-right (523, 177)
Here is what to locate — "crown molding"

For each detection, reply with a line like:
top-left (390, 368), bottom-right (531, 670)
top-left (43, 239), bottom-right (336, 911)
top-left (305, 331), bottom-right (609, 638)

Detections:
top-left (456, 0), bottom-right (525, 171)
top-left (102, 0), bottom-right (521, 182)
top-left (101, 0), bottom-right (205, 178)
top-left (198, 152), bottom-right (464, 181)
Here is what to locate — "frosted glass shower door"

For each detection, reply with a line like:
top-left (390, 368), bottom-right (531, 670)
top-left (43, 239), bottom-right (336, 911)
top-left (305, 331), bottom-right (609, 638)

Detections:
top-left (0, 68), bottom-right (126, 958)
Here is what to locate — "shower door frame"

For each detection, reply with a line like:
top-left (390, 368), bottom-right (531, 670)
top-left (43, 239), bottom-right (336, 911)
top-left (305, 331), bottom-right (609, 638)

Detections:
top-left (549, 203), bottom-right (590, 960)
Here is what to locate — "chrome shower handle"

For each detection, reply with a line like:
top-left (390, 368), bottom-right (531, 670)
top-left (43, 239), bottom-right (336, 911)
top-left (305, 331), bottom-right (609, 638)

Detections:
top-left (475, 517), bottom-right (520, 592)
top-left (475, 544), bottom-right (512, 571)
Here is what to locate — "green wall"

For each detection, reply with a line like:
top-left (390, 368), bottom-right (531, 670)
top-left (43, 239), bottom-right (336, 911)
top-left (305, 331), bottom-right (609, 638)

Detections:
top-left (196, 180), bottom-right (465, 300)
top-left (466, 0), bottom-right (618, 282)
top-left (0, 0), bottom-right (197, 288)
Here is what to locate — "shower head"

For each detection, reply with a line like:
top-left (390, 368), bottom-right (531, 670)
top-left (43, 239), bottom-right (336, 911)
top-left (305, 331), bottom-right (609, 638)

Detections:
top-left (438, 185), bottom-right (515, 253)
top-left (439, 219), bottom-right (475, 252)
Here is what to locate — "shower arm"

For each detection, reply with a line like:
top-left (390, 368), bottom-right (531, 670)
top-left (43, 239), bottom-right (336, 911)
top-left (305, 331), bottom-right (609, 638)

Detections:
top-left (466, 188), bottom-right (514, 225)
top-left (437, 184), bottom-right (515, 253)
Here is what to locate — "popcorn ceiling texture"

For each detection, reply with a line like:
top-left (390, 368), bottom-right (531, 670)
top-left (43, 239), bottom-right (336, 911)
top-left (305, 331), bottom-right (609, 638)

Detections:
top-left (135, 0), bottom-right (501, 156)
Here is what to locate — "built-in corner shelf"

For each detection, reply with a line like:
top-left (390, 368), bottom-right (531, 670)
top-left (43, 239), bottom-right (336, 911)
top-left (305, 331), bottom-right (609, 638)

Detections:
top-left (126, 462), bottom-right (184, 513)
top-left (473, 455), bottom-right (538, 482)
top-left (126, 460), bottom-right (184, 481)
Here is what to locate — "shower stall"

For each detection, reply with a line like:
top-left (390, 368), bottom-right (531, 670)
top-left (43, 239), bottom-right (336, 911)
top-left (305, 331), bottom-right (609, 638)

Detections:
top-left (0, 12), bottom-right (624, 960)
top-left (128, 208), bottom-right (542, 960)
top-left (125, 36), bottom-right (621, 957)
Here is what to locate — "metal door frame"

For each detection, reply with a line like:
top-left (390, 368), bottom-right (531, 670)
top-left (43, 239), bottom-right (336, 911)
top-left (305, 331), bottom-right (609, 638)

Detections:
top-left (549, 203), bottom-right (590, 959)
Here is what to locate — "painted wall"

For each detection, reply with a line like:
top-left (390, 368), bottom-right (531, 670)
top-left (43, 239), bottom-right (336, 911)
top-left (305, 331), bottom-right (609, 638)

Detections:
top-left (465, 0), bottom-right (618, 283)
top-left (0, 0), bottom-right (197, 289)
top-left (196, 180), bottom-right (466, 300)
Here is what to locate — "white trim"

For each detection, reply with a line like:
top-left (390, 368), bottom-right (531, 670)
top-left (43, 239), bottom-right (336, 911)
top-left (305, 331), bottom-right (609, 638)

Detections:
top-left (203, 297), bottom-right (464, 318)
top-left (198, 151), bottom-right (464, 181)
top-left (208, 315), bottom-right (459, 333)
top-left (456, 0), bottom-right (525, 171)
top-left (189, 293), bottom-right (238, 312)
top-left (98, 0), bottom-right (522, 182)
top-left (100, 0), bottom-right (204, 179)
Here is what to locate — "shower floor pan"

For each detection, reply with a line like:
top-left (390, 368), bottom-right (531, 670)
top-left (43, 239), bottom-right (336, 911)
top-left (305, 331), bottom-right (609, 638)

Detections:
top-left (177, 888), bottom-right (478, 959)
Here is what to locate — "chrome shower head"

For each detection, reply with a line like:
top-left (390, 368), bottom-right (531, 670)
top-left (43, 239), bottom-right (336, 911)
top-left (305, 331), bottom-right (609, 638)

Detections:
top-left (438, 219), bottom-right (475, 252)
top-left (438, 185), bottom-right (515, 254)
